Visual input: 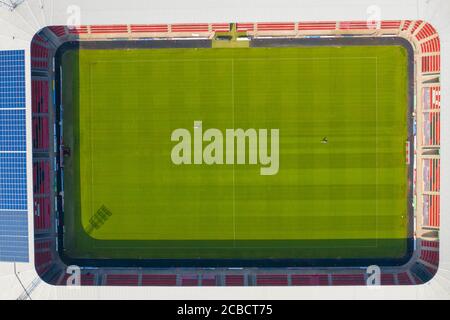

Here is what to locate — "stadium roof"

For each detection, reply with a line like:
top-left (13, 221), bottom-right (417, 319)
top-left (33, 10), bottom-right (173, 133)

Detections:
top-left (0, 50), bottom-right (27, 262)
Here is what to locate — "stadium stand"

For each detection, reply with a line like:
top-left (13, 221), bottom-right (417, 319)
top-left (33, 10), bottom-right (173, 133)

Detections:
top-left (424, 159), bottom-right (440, 192)
top-left (33, 164), bottom-right (52, 233)
top-left (142, 274), bottom-right (177, 286)
top-left (201, 275), bottom-right (217, 286)
top-left (298, 21), bottom-right (337, 30)
top-left (236, 23), bottom-right (255, 32)
top-left (34, 239), bottom-right (51, 251)
top-left (68, 25), bottom-right (89, 35)
top-left (420, 249), bottom-right (439, 267)
top-left (171, 23), bottom-right (209, 33)
top-left (31, 42), bottom-right (48, 58)
top-left (380, 274), bottom-right (396, 285)
top-left (422, 55), bottom-right (441, 73)
top-left (423, 107), bottom-right (440, 146)
top-left (35, 251), bottom-right (53, 274)
top-left (32, 116), bottom-right (49, 150)
top-left (58, 273), bottom-right (96, 286)
top-left (80, 274), bottom-right (96, 285)
top-left (428, 112), bottom-right (439, 146)
top-left (33, 197), bottom-right (51, 230)
top-left (402, 20), bottom-right (412, 31)
top-left (48, 26), bottom-right (67, 38)
top-left (106, 274), bottom-right (139, 286)
top-left (70, 274), bottom-right (96, 285)
top-left (211, 23), bottom-right (231, 32)
top-left (411, 262), bottom-right (435, 283)
top-left (181, 275), bottom-right (199, 286)
top-left (225, 275), bottom-right (245, 286)
top-left (380, 21), bottom-right (402, 29)
top-left (30, 32), bottom-right (56, 279)
top-left (421, 38), bottom-right (440, 53)
top-left (339, 21), bottom-right (371, 30)
top-left (397, 272), bottom-right (413, 285)
top-left (415, 23), bottom-right (438, 41)
top-left (31, 42), bottom-right (49, 69)
top-left (410, 20), bottom-right (424, 34)
top-left (130, 24), bottom-right (169, 33)
top-left (423, 194), bottom-right (440, 227)
top-left (331, 274), bottom-right (366, 286)
top-left (421, 240), bottom-right (439, 248)
top-left (31, 42), bottom-right (49, 68)
top-left (423, 86), bottom-right (441, 110)
top-left (26, 20), bottom-right (440, 286)
top-left (33, 160), bottom-right (50, 194)
top-left (291, 274), bottom-right (330, 286)
top-left (32, 80), bottom-right (49, 113)
top-left (256, 22), bottom-right (295, 31)
top-left (90, 24), bottom-right (129, 34)
top-left (256, 274), bottom-right (289, 286)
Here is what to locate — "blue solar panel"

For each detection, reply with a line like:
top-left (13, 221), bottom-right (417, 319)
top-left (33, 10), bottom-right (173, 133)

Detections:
top-left (0, 50), bottom-right (25, 109)
top-left (0, 50), bottom-right (28, 262)
top-left (0, 109), bottom-right (26, 152)
top-left (0, 211), bottom-right (28, 262)
top-left (0, 152), bottom-right (27, 210)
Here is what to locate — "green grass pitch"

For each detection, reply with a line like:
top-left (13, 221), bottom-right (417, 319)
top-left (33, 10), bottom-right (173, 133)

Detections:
top-left (62, 45), bottom-right (409, 261)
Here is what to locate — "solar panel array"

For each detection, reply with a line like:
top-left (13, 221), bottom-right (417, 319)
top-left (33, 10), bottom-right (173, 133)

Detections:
top-left (0, 50), bottom-right (28, 262)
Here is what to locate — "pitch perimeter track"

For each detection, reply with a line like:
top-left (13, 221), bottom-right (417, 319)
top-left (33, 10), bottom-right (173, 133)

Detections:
top-left (54, 37), bottom-right (415, 268)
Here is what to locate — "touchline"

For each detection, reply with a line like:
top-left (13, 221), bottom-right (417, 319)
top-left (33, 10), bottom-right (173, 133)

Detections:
top-left (171, 121), bottom-right (279, 176)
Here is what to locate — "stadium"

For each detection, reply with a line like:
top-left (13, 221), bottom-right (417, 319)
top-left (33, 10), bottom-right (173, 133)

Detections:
top-left (0, 1), bottom-right (442, 291)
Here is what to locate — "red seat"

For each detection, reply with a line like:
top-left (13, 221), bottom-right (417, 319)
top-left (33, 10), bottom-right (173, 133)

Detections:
top-left (236, 23), bottom-right (254, 32)
top-left (381, 274), bottom-right (395, 285)
top-left (106, 274), bottom-right (139, 286)
top-left (380, 21), bottom-right (401, 29)
top-left (90, 25), bottom-right (128, 34)
top-left (332, 274), bottom-right (365, 286)
top-left (256, 275), bottom-right (288, 286)
top-left (422, 55), bottom-right (440, 73)
top-left (32, 117), bottom-right (49, 150)
top-left (291, 274), bottom-right (329, 286)
top-left (397, 272), bottom-right (413, 285)
top-left (32, 80), bottom-right (49, 113)
top-left (416, 23), bottom-right (438, 41)
top-left (68, 25), bottom-right (89, 34)
top-left (33, 197), bottom-right (51, 230)
top-left (298, 22), bottom-right (336, 30)
top-left (201, 275), bottom-right (217, 286)
top-left (181, 275), bottom-right (198, 286)
top-left (142, 274), bottom-right (177, 286)
top-left (420, 249), bottom-right (439, 266)
top-left (339, 21), bottom-right (370, 30)
top-left (130, 24), bottom-right (168, 33)
top-left (171, 24), bottom-right (209, 33)
top-left (48, 26), bottom-right (67, 37)
top-left (225, 275), bottom-right (244, 286)
top-left (256, 23), bottom-right (295, 31)
top-left (421, 240), bottom-right (439, 248)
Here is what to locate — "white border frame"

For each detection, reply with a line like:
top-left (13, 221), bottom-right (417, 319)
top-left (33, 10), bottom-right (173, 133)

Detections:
top-left (0, 0), bottom-right (448, 300)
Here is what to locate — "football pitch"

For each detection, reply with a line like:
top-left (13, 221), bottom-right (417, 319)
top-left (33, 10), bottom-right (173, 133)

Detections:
top-left (61, 43), bottom-right (410, 264)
